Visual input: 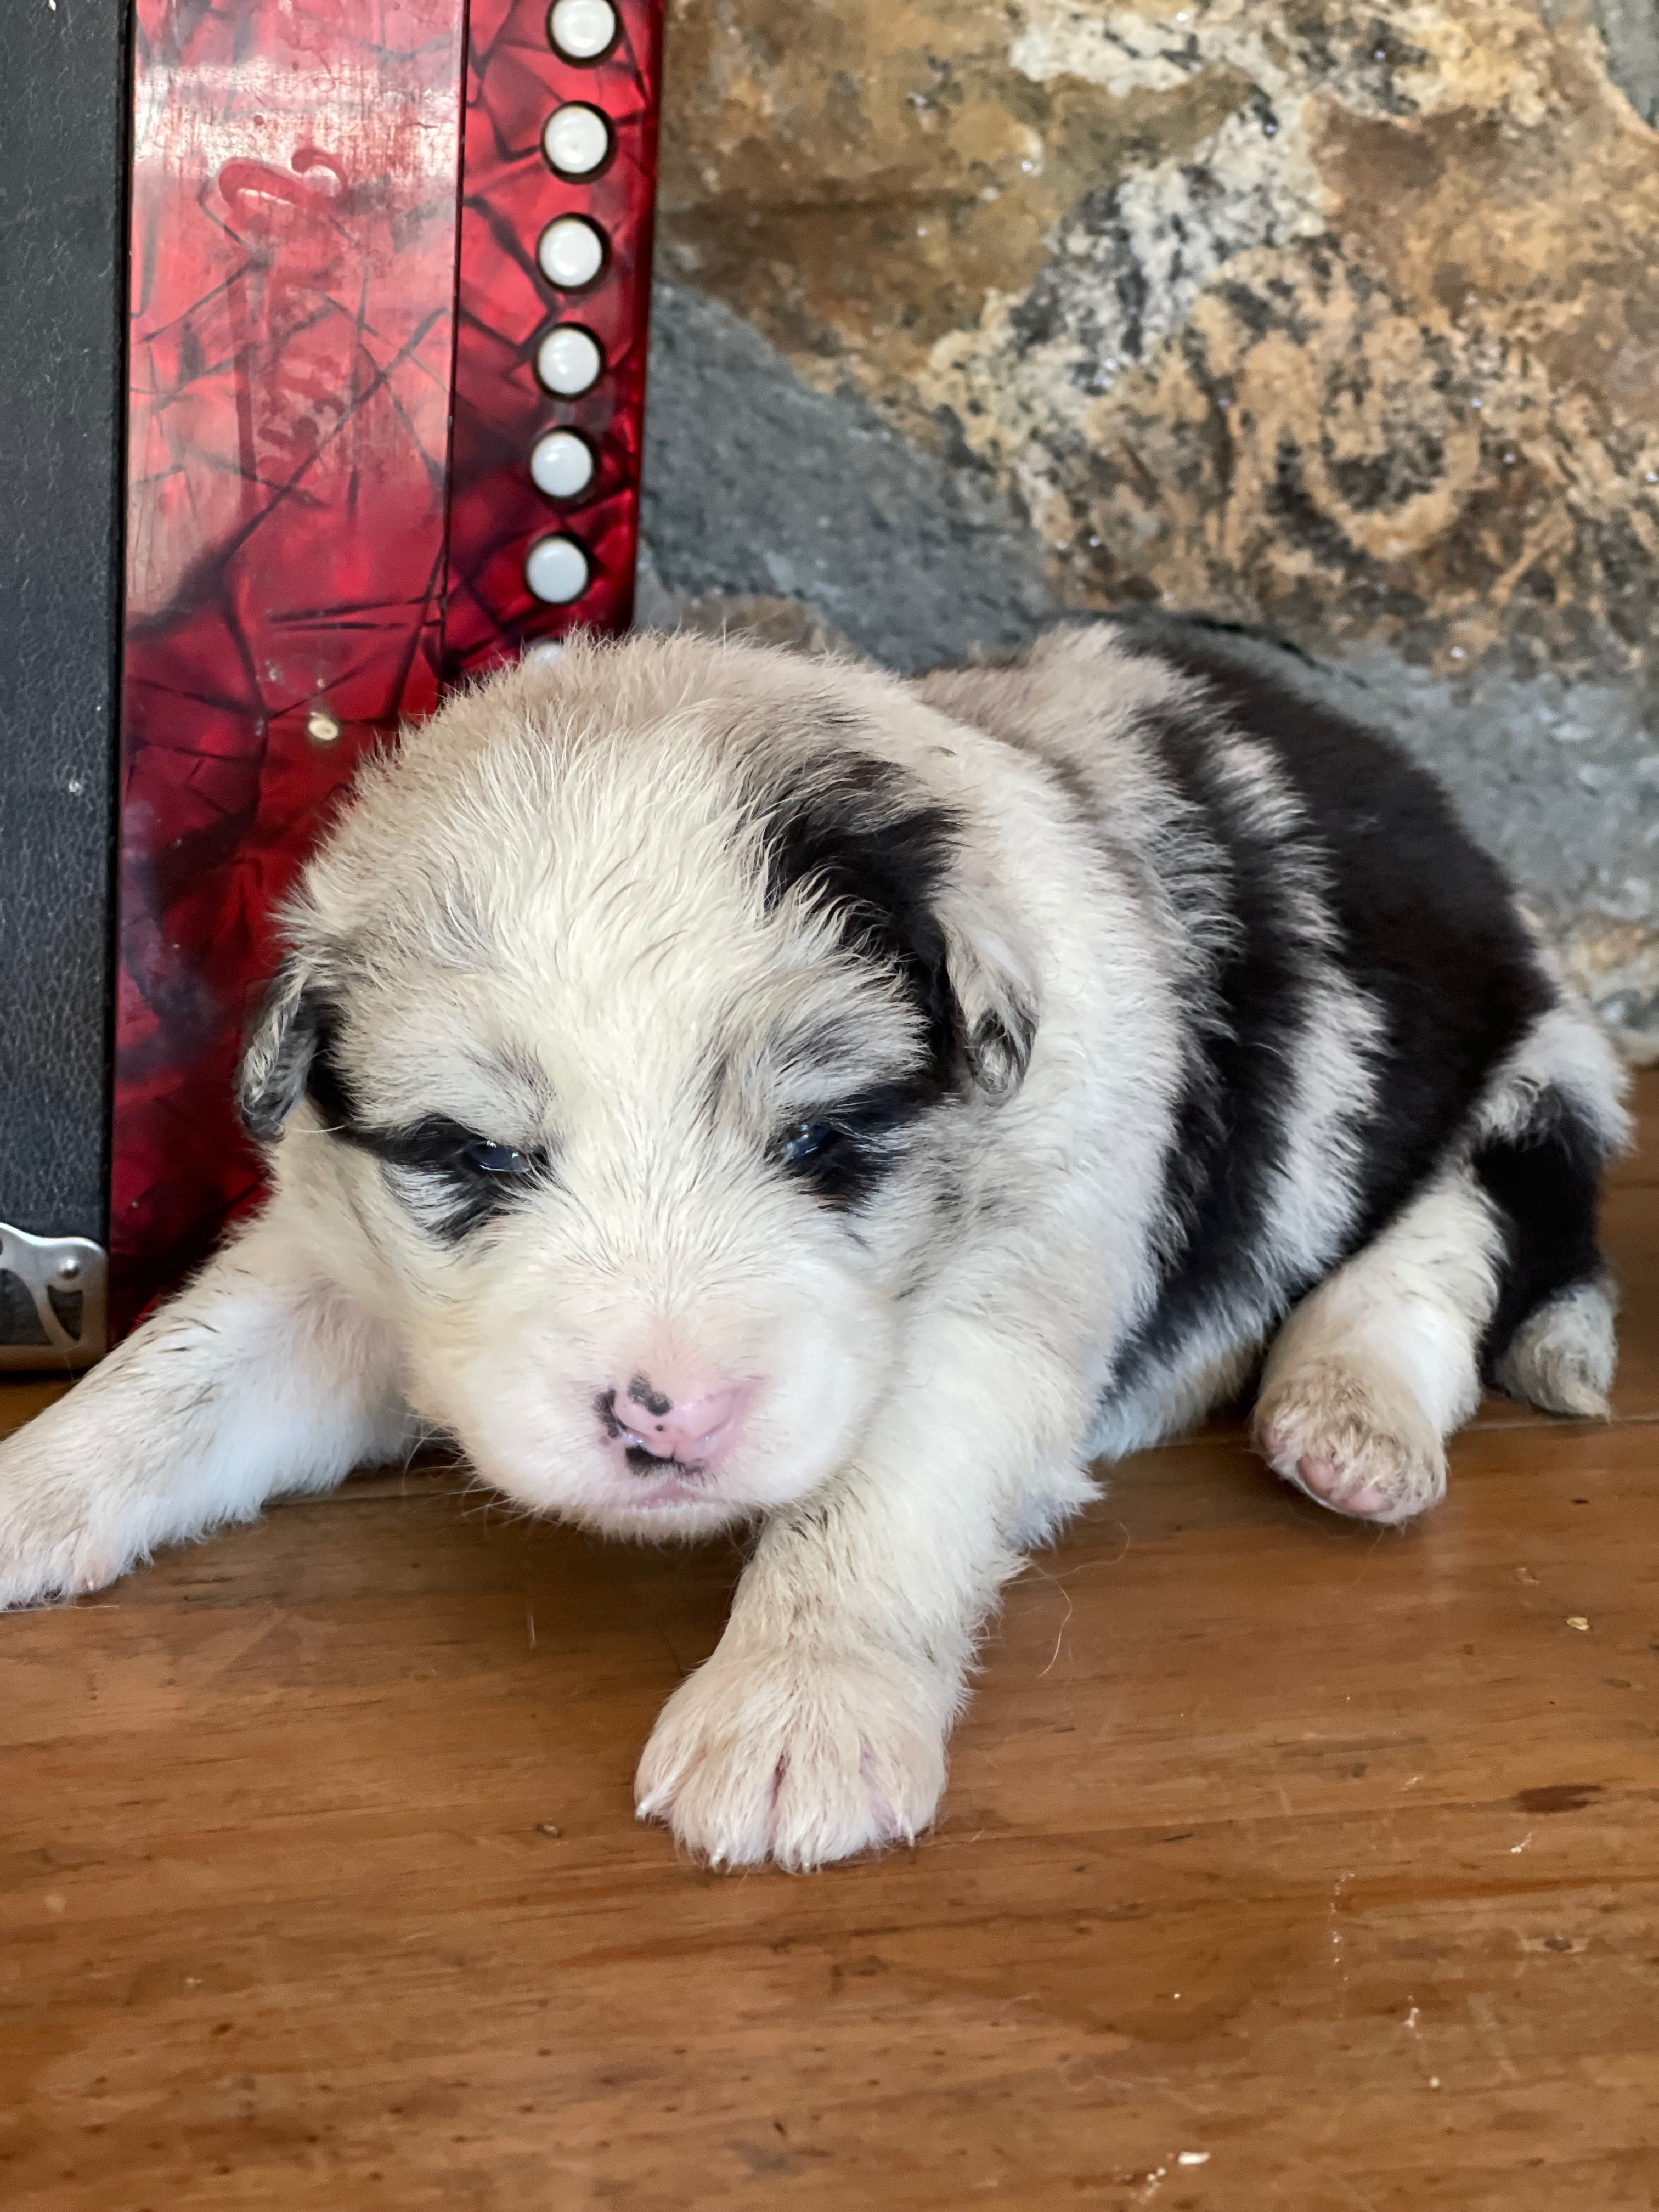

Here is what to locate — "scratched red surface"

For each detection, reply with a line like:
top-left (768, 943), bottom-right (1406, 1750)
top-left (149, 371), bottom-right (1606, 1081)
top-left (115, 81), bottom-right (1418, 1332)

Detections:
top-left (444, 0), bottom-right (662, 673)
top-left (113, 0), bottom-right (662, 1330)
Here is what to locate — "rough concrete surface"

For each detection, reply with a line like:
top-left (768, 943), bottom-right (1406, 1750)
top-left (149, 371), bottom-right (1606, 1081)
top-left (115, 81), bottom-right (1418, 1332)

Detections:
top-left (640, 0), bottom-right (1658, 1054)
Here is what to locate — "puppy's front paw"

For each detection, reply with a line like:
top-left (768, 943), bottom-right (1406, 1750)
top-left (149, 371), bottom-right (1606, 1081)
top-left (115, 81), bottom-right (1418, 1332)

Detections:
top-left (634, 1643), bottom-right (950, 1871)
top-left (0, 1448), bottom-right (127, 1611)
top-left (1255, 1358), bottom-right (1446, 1525)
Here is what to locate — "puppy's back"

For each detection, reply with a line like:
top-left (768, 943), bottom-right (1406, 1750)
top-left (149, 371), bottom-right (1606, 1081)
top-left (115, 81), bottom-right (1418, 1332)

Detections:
top-left (921, 619), bottom-right (1626, 1405)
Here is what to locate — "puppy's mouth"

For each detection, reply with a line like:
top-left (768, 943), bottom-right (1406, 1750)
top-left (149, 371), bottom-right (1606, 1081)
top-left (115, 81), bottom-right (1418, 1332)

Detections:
top-left (622, 1444), bottom-right (712, 1485)
top-left (607, 1441), bottom-right (726, 1511)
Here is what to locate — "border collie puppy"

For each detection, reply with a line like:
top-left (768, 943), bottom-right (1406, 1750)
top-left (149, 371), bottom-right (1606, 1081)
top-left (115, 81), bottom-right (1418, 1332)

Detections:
top-left (0, 625), bottom-right (1628, 1867)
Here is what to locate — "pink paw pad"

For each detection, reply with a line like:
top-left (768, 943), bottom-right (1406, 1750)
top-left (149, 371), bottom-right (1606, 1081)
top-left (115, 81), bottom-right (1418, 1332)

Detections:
top-left (1295, 1453), bottom-right (1393, 1519)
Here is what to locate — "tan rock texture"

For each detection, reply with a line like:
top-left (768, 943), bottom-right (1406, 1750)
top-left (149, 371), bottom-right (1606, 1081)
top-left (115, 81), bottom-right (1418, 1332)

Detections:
top-left (661, 0), bottom-right (1657, 665)
top-left (650, 0), bottom-right (1659, 1049)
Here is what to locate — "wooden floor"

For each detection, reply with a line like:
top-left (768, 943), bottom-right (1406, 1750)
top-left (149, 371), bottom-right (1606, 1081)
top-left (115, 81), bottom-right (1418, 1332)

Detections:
top-left (3, 1081), bottom-right (1656, 2211)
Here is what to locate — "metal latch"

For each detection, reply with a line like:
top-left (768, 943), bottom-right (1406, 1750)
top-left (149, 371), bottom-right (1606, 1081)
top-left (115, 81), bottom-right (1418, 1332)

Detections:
top-left (0, 1223), bottom-right (109, 1372)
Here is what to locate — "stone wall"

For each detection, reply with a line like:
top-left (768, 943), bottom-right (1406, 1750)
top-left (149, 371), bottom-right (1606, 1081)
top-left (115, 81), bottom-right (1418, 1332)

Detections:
top-left (639, 0), bottom-right (1659, 1055)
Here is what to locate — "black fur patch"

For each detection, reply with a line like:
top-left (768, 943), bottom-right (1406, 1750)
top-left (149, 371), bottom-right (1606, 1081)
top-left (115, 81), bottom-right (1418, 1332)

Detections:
top-left (1472, 1086), bottom-right (1608, 1376)
top-left (1110, 711), bottom-right (1314, 1381)
top-left (1155, 635), bottom-right (1551, 1240)
top-left (1114, 629), bottom-right (1553, 1383)
top-left (298, 1003), bottom-right (356, 1135)
top-left (757, 747), bottom-right (964, 1099)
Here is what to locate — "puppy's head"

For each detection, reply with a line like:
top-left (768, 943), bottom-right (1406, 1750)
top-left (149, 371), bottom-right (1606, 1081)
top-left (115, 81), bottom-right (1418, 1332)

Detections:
top-left (242, 634), bottom-right (1037, 1536)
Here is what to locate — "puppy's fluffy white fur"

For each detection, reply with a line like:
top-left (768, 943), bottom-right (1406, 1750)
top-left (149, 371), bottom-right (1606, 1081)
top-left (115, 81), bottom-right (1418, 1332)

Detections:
top-left (0, 625), bottom-right (1628, 1868)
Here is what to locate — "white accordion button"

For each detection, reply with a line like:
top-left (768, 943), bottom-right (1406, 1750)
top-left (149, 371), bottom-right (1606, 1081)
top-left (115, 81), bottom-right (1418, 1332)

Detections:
top-left (525, 535), bottom-right (590, 603)
top-left (548, 0), bottom-right (616, 60)
top-left (535, 325), bottom-right (601, 395)
top-left (537, 215), bottom-right (605, 289)
top-left (543, 103), bottom-right (610, 177)
top-left (529, 428), bottom-right (595, 498)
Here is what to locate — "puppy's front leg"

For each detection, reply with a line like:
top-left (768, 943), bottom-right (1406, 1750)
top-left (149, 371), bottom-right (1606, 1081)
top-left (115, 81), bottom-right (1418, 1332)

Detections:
top-left (635, 1322), bottom-right (1092, 1871)
top-left (0, 1208), bottom-right (410, 1610)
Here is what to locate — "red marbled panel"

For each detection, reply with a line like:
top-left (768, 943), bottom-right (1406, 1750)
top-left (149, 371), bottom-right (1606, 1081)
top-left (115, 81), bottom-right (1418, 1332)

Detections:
top-left (443, 0), bottom-right (663, 674)
top-left (114, 0), bottom-right (469, 1331)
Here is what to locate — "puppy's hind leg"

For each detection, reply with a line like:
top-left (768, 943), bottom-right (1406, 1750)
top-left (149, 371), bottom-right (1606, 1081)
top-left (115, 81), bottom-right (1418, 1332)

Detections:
top-left (1253, 1168), bottom-right (1503, 1525)
top-left (1473, 1040), bottom-right (1628, 1420)
top-left (0, 1203), bottom-right (411, 1610)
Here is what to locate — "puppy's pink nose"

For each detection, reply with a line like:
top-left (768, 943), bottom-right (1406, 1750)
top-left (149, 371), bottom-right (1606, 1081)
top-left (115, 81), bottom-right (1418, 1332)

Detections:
top-left (597, 1373), bottom-right (749, 1469)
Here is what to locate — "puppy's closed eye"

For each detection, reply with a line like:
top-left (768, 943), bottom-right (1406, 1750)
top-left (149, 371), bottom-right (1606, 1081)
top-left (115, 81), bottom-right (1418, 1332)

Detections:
top-left (771, 1084), bottom-right (932, 1206)
top-left (460, 1139), bottom-right (539, 1178)
top-left (778, 1119), bottom-right (836, 1167)
top-left (353, 1118), bottom-right (553, 1240)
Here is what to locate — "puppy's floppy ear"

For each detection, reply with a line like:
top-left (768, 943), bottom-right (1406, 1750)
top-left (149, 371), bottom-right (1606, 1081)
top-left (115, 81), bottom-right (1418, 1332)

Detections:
top-left (240, 958), bottom-right (342, 1142)
top-left (935, 867), bottom-right (1040, 1102)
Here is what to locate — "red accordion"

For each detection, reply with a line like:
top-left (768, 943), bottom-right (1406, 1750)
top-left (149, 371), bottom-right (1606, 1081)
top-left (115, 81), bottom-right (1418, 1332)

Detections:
top-left (0, 0), bottom-right (664, 1362)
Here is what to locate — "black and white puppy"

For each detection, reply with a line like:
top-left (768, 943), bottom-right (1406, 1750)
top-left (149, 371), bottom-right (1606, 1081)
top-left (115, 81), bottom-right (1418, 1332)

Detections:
top-left (0, 624), bottom-right (1628, 1866)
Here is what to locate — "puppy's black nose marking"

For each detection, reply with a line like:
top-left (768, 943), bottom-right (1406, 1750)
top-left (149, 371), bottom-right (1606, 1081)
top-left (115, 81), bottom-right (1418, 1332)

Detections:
top-left (627, 1373), bottom-right (673, 1418)
top-left (594, 1387), bottom-right (624, 1440)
